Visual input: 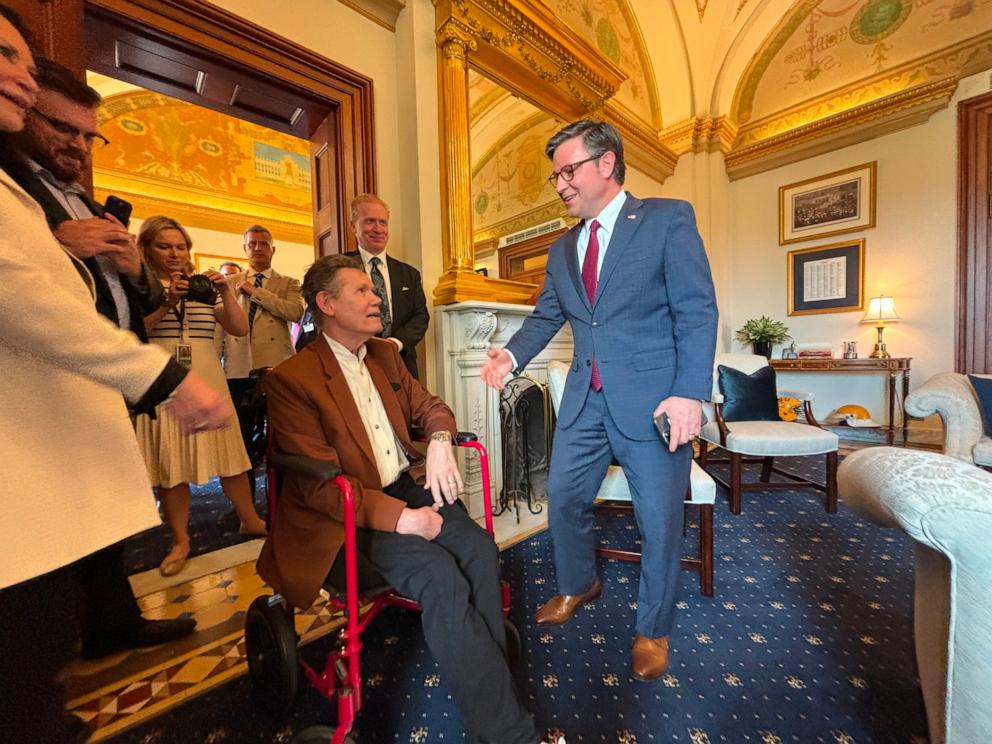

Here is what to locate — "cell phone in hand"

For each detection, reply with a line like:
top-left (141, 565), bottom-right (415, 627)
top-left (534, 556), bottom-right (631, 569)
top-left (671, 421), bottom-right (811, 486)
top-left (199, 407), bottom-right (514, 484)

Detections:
top-left (653, 411), bottom-right (671, 445)
top-left (103, 195), bottom-right (133, 227)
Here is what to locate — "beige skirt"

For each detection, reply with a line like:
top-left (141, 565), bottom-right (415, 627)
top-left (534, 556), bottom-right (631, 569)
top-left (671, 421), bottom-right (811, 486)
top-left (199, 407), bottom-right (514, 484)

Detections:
top-left (135, 336), bottom-right (250, 488)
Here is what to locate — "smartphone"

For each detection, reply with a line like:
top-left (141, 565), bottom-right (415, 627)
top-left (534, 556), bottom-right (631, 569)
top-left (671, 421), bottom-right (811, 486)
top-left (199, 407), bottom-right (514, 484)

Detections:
top-left (653, 411), bottom-right (671, 445)
top-left (103, 195), bottom-right (133, 227)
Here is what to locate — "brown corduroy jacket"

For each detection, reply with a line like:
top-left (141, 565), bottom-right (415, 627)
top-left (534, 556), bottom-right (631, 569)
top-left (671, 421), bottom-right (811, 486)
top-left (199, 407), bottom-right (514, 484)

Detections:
top-left (258, 336), bottom-right (456, 608)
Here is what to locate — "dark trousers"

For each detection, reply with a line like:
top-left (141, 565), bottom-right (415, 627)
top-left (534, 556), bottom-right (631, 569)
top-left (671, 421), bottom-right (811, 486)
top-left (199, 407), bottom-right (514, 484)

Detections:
top-left (330, 474), bottom-right (537, 744)
top-left (77, 541), bottom-right (143, 646)
top-left (0, 563), bottom-right (83, 743)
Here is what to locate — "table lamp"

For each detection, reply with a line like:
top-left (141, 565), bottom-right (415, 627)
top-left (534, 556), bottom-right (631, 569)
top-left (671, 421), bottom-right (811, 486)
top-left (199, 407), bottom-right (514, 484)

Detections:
top-left (861, 295), bottom-right (900, 359)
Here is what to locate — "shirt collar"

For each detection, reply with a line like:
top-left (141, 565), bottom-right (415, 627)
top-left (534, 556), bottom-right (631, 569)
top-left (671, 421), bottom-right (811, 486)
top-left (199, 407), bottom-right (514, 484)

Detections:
top-left (28, 159), bottom-right (86, 196)
top-left (247, 267), bottom-right (273, 280)
top-left (358, 246), bottom-right (388, 266)
top-left (323, 333), bottom-right (367, 367)
top-left (584, 189), bottom-right (628, 236)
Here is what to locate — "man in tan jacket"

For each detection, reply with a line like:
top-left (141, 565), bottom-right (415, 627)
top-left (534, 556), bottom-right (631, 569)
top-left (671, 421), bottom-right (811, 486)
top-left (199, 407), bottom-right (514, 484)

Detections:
top-left (222, 224), bottom-right (303, 477)
top-left (260, 254), bottom-right (553, 744)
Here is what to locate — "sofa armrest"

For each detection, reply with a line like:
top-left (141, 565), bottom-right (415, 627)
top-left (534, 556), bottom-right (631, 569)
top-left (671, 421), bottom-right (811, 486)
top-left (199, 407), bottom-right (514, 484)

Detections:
top-left (905, 372), bottom-right (985, 463)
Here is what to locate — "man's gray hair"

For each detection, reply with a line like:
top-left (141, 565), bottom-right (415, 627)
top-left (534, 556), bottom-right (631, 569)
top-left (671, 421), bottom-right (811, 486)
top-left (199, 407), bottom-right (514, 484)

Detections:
top-left (243, 224), bottom-right (273, 243)
top-left (350, 193), bottom-right (390, 224)
top-left (545, 119), bottom-right (625, 186)
top-left (302, 254), bottom-right (364, 316)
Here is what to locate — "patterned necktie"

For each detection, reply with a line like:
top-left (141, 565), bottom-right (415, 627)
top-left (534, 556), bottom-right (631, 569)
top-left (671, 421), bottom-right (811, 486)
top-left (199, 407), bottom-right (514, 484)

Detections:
top-left (247, 272), bottom-right (264, 330)
top-left (581, 220), bottom-right (603, 391)
top-left (369, 257), bottom-right (392, 337)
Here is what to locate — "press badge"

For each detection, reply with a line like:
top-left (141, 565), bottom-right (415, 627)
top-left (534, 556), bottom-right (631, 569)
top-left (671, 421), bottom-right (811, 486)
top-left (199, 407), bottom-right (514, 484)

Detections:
top-left (175, 343), bottom-right (193, 369)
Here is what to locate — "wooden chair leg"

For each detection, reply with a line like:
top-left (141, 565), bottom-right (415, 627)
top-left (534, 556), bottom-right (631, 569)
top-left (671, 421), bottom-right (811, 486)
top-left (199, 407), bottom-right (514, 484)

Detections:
top-left (699, 504), bottom-right (714, 596)
top-left (730, 452), bottom-right (743, 514)
top-left (825, 450), bottom-right (838, 513)
top-left (697, 441), bottom-right (708, 467)
top-left (760, 456), bottom-right (773, 483)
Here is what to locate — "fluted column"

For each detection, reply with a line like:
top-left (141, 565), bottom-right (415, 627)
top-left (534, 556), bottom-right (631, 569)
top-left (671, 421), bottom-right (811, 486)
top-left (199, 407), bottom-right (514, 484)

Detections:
top-left (437, 21), bottom-right (476, 275)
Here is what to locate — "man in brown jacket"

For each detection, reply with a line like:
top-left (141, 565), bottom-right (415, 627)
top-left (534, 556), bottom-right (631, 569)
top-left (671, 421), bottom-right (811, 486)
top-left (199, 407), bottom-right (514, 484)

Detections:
top-left (259, 255), bottom-right (549, 744)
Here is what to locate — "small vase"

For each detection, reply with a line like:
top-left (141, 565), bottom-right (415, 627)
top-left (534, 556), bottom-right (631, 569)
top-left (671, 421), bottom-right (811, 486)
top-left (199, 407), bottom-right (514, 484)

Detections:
top-left (752, 341), bottom-right (773, 359)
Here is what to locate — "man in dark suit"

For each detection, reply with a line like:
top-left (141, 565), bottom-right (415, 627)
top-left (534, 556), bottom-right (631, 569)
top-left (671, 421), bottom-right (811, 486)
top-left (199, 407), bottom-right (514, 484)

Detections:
top-left (261, 255), bottom-right (558, 744)
top-left (344, 193), bottom-right (429, 378)
top-left (7, 57), bottom-right (196, 659)
top-left (481, 120), bottom-right (718, 681)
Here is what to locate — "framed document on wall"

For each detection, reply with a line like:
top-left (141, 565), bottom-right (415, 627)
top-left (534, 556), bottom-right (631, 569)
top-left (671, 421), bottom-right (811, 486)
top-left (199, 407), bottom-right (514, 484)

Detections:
top-left (779, 162), bottom-right (876, 245)
top-left (787, 239), bottom-right (865, 316)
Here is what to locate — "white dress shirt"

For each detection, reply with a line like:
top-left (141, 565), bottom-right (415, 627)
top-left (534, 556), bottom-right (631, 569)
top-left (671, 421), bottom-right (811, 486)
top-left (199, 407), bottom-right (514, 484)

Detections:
top-left (324, 333), bottom-right (409, 487)
top-left (31, 160), bottom-right (132, 331)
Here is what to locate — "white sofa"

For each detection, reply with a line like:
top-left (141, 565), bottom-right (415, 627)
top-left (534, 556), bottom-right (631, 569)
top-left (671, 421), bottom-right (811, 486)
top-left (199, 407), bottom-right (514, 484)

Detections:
top-left (838, 446), bottom-right (992, 744)
top-left (905, 372), bottom-right (992, 467)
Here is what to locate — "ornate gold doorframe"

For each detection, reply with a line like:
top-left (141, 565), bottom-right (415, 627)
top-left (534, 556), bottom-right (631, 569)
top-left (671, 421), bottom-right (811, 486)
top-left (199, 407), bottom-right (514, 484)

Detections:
top-left (431, 0), bottom-right (673, 305)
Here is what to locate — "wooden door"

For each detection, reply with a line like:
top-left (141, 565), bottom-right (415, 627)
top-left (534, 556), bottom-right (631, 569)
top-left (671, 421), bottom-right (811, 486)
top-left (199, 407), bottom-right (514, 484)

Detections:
top-left (310, 112), bottom-right (342, 256)
top-left (5, 0), bottom-right (85, 74)
top-left (958, 92), bottom-right (992, 373)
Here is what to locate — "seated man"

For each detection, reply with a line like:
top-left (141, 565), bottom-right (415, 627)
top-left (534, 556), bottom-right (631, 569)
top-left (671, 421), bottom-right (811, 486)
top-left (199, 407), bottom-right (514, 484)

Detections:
top-left (259, 255), bottom-right (557, 744)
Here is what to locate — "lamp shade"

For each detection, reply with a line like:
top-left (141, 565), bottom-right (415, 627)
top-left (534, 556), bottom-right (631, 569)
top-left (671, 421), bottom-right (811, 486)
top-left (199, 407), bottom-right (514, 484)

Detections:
top-left (861, 295), bottom-right (900, 324)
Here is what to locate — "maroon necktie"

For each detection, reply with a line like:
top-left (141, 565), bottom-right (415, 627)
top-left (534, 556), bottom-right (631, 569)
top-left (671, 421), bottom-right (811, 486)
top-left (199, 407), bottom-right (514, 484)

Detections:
top-left (581, 220), bottom-right (603, 391)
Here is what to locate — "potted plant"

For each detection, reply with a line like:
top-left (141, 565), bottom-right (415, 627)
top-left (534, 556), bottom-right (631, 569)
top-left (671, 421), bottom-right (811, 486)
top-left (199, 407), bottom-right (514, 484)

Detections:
top-left (735, 316), bottom-right (791, 359)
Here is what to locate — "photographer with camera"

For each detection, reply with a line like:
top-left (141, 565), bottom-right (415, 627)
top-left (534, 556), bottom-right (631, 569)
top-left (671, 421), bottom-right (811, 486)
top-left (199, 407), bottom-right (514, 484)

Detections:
top-left (137, 216), bottom-right (267, 577)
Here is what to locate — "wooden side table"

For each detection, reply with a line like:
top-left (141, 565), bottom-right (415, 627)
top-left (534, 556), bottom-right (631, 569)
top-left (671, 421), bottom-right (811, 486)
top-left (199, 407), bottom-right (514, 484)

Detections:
top-left (769, 357), bottom-right (912, 443)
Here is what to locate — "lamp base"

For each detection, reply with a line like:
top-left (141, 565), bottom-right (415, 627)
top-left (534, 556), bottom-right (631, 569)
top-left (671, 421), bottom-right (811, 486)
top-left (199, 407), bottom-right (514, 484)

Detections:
top-left (869, 346), bottom-right (891, 359)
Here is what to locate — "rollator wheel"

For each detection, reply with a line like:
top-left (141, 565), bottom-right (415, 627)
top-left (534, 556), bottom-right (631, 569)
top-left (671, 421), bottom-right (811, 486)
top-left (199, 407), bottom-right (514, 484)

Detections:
top-left (291, 726), bottom-right (358, 744)
top-left (245, 595), bottom-right (299, 716)
top-left (503, 617), bottom-right (523, 671)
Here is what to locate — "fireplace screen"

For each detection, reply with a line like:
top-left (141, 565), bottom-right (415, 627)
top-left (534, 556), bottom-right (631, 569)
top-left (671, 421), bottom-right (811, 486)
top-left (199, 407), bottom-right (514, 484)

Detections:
top-left (496, 375), bottom-right (553, 522)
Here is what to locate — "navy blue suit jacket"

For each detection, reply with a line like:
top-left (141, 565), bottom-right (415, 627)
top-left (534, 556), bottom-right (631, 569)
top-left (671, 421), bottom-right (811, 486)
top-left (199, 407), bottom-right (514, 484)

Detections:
top-left (505, 194), bottom-right (718, 441)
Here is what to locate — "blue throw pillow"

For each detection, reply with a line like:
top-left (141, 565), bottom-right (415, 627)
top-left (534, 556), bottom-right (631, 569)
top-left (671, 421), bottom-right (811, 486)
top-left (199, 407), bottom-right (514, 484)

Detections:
top-left (718, 364), bottom-right (779, 422)
top-left (967, 375), bottom-right (992, 436)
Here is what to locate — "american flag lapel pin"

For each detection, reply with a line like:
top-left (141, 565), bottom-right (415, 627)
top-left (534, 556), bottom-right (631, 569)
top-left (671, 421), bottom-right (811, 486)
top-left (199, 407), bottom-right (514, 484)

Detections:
top-left (627, 214), bottom-right (637, 220)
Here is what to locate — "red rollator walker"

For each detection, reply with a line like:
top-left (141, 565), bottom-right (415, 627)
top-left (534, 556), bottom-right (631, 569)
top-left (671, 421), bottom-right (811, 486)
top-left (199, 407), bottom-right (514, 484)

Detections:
top-left (244, 432), bottom-right (519, 744)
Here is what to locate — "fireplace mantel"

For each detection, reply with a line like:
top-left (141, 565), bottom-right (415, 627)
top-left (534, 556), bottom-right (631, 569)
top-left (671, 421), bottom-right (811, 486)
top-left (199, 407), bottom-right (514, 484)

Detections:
top-left (434, 301), bottom-right (573, 518)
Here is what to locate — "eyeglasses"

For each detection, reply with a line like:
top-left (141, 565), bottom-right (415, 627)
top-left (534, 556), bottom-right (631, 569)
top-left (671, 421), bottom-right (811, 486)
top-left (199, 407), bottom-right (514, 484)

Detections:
top-left (547, 155), bottom-right (601, 186)
top-left (30, 108), bottom-right (109, 150)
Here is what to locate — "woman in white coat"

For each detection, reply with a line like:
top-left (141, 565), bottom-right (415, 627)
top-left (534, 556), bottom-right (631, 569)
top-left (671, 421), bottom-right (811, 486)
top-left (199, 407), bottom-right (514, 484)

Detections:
top-left (0, 7), bottom-right (230, 741)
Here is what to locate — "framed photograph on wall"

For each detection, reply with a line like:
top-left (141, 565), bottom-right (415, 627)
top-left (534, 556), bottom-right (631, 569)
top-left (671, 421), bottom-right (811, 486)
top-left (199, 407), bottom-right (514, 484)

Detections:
top-left (779, 161), bottom-right (876, 245)
top-left (787, 239), bottom-right (865, 316)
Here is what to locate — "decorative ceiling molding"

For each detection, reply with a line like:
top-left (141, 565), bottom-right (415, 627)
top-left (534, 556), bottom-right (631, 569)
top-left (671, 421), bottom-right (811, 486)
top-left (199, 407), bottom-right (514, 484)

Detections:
top-left (604, 99), bottom-right (677, 181)
top-left (471, 110), bottom-right (550, 178)
top-left (661, 115), bottom-right (738, 155)
top-left (336, 0), bottom-right (406, 31)
top-left (436, 0), bottom-right (625, 116)
top-left (724, 76), bottom-right (958, 180)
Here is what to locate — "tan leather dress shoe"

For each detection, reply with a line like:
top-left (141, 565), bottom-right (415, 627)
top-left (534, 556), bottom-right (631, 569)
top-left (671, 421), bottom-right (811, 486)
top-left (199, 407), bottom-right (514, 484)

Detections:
top-left (631, 634), bottom-right (669, 681)
top-left (534, 576), bottom-right (602, 626)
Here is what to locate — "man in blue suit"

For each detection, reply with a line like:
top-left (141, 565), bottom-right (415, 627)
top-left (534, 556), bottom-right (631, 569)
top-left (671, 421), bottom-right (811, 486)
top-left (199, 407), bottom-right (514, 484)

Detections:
top-left (481, 120), bottom-right (717, 681)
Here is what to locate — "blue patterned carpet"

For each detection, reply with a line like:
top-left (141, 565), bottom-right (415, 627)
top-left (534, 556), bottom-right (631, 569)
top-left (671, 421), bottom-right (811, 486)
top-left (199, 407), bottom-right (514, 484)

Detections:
top-left (109, 457), bottom-right (929, 743)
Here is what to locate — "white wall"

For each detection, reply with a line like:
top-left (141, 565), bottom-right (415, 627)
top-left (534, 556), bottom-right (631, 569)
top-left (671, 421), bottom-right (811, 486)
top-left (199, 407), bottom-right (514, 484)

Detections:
top-left (722, 69), bottom-right (992, 425)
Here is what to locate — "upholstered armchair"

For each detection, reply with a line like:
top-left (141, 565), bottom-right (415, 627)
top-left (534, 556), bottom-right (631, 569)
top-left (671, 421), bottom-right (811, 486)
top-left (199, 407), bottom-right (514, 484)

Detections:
top-left (698, 353), bottom-right (839, 514)
top-left (838, 447), bottom-right (992, 744)
top-left (904, 372), bottom-right (992, 467)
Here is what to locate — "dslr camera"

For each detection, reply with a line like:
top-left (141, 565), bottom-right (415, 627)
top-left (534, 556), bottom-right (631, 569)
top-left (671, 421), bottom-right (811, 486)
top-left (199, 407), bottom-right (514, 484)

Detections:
top-left (184, 274), bottom-right (218, 305)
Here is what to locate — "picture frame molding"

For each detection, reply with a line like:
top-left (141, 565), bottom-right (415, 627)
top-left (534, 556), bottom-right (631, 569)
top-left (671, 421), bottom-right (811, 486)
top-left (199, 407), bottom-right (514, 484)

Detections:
top-left (778, 161), bottom-right (876, 245)
top-left (787, 238), bottom-right (866, 317)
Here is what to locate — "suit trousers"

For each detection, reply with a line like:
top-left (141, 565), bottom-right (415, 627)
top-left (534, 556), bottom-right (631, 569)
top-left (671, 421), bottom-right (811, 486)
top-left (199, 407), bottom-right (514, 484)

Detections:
top-left (547, 388), bottom-right (691, 637)
top-left (0, 562), bottom-right (83, 743)
top-left (77, 540), bottom-right (143, 646)
top-left (329, 473), bottom-right (538, 744)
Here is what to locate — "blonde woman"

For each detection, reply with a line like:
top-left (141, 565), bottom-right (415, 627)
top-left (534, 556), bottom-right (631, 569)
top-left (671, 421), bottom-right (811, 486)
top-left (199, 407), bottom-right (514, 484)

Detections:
top-left (136, 216), bottom-right (267, 575)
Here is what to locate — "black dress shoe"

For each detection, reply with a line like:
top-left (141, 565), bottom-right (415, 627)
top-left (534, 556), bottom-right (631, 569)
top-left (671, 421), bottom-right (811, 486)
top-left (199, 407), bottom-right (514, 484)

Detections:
top-left (81, 616), bottom-right (197, 660)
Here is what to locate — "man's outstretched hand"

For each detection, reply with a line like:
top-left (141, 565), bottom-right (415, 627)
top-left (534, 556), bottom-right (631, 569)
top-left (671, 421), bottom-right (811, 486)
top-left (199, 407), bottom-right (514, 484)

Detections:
top-left (480, 348), bottom-right (513, 390)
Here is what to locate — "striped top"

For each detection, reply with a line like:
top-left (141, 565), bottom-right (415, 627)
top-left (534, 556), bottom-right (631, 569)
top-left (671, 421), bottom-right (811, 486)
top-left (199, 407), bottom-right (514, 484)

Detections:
top-left (148, 298), bottom-right (220, 341)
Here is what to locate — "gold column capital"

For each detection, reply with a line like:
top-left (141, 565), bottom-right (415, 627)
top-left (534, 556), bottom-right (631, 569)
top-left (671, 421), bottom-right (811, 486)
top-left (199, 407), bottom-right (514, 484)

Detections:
top-left (437, 18), bottom-right (477, 57)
